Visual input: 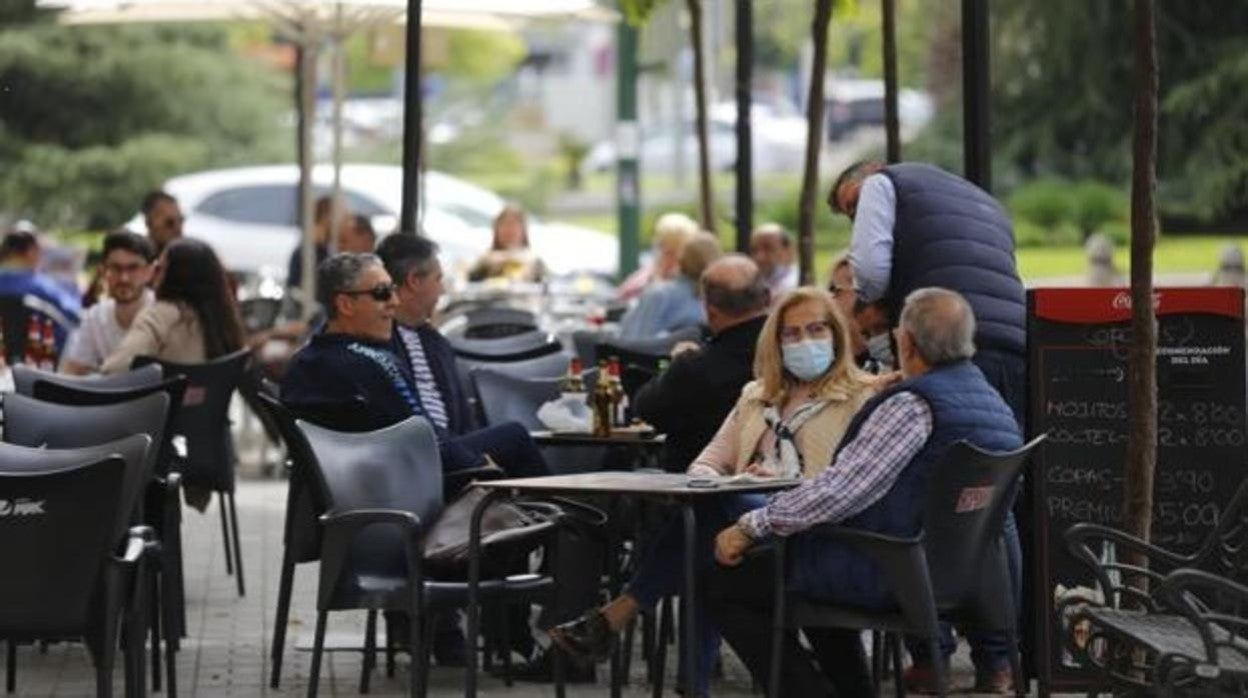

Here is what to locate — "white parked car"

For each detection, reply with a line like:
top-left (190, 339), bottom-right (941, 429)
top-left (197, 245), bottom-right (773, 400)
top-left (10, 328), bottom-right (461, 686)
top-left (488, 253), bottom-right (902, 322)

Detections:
top-left (126, 164), bottom-right (619, 283)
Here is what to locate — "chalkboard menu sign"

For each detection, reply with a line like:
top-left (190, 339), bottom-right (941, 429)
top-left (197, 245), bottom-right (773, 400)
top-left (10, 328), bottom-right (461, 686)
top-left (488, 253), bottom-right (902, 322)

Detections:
top-left (1028, 287), bottom-right (1246, 695)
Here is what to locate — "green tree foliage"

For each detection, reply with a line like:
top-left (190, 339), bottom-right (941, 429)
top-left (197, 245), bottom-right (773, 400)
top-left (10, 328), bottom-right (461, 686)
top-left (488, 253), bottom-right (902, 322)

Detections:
top-left (443, 28), bottom-right (526, 85)
top-left (988, 0), bottom-right (1248, 221)
top-left (0, 21), bottom-right (289, 229)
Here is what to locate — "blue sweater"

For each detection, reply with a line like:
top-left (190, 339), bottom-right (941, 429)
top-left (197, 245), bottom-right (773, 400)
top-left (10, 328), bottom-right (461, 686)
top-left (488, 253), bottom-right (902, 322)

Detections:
top-left (281, 332), bottom-right (484, 470)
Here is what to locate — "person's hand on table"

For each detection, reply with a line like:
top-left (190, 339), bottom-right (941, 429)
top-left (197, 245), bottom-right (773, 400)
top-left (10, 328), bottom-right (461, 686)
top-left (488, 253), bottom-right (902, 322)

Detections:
top-left (714, 523), bottom-right (753, 567)
top-left (669, 341), bottom-right (700, 359)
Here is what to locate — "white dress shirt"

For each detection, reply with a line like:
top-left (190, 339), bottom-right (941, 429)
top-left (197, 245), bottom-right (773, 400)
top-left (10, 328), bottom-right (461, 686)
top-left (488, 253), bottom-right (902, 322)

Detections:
top-left (847, 173), bottom-right (898, 303)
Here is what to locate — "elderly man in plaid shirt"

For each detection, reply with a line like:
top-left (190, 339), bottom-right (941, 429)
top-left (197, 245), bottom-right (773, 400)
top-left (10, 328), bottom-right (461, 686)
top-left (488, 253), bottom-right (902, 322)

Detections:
top-left (708, 288), bottom-right (1024, 697)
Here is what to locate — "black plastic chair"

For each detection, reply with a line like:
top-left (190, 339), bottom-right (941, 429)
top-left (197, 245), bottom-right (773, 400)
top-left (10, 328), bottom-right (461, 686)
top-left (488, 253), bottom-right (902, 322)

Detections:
top-left (296, 415), bottom-right (573, 698)
top-left (134, 348), bottom-right (252, 597)
top-left (0, 442), bottom-right (152, 698)
top-left (449, 329), bottom-right (563, 362)
top-left (12, 363), bottom-right (164, 396)
top-left (1154, 569), bottom-right (1248, 694)
top-left (594, 325), bottom-right (703, 368)
top-left (768, 436), bottom-right (1046, 698)
top-left (28, 376), bottom-right (192, 646)
top-left (460, 308), bottom-right (538, 340)
top-left (470, 367), bottom-right (606, 475)
top-left (3, 395), bottom-right (176, 694)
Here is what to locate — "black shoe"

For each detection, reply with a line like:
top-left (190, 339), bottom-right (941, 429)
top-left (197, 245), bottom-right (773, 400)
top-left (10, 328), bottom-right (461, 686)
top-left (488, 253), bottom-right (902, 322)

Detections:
top-left (504, 648), bottom-right (596, 684)
top-left (548, 611), bottom-right (613, 667)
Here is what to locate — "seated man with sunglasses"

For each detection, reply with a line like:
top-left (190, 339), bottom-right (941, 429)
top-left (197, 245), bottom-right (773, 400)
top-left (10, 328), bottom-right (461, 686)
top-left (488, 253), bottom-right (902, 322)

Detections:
top-left (281, 252), bottom-right (550, 482)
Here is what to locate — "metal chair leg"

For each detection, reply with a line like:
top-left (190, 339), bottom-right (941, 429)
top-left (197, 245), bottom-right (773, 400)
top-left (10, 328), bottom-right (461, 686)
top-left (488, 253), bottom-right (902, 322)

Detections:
top-left (360, 610), bottom-right (377, 694)
top-left (307, 611), bottom-right (328, 698)
top-left (227, 492), bottom-right (245, 597)
top-left (148, 570), bottom-right (161, 693)
top-left (870, 630), bottom-right (883, 696)
top-left (6, 641), bottom-right (15, 694)
top-left (891, 634), bottom-right (905, 698)
top-left (651, 597), bottom-right (672, 698)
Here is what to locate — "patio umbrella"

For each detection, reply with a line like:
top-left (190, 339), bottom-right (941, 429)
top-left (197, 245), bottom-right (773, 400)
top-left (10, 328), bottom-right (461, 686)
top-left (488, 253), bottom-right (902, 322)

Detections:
top-left (38, 0), bottom-right (613, 316)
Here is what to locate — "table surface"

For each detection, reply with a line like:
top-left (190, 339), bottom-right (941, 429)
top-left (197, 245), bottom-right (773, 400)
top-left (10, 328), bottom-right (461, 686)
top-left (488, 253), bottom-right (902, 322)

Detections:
top-left (529, 429), bottom-right (666, 447)
top-left (474, 470), bottom-right (800, 496)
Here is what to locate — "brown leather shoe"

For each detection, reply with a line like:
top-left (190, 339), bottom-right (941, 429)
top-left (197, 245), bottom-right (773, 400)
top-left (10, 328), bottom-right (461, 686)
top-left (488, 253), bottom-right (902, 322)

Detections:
top-left (902, 663), bottom-right (944, 695)
top-left (548, 611), bottom-right (613, 667)
top-left (970, 667), bottom-right (1014, 694)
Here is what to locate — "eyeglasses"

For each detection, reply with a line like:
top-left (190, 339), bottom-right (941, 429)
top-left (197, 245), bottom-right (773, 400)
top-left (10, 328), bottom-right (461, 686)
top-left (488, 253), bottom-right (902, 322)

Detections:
top-left (339, 283), bottom-right (395, 302)
top-left (780, 321), bottom-right (832, 344)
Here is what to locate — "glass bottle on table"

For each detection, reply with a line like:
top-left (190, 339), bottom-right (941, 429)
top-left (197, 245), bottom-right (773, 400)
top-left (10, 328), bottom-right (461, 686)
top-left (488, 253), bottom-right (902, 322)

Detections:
top-left (23, 316), bottom-right (41, 367)
top-left (607, 357), bottom-right (628, 427)
top-left (39, 318), bottom-right (56, 371)
top-left (589, 359), bottom-right (613, 437)
top-left (560, 357), bottom-right (587, 397)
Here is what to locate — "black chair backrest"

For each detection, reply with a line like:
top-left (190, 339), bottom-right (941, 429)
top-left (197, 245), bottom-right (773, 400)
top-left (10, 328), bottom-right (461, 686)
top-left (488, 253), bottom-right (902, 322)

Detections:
top-left (0, 454), bottom-right (126, 634)
top-left (449, 329), bottom-right (562, 361)
top-left (463, 307), bottom-right (538, 339)
top-left (253, 393), bottom-right (328, 563)
top-left (922, 436), bottom-right (1046, 609)
top-left (31, 376), bottom-right (188, 478)
top-left (4, 394), bottom-right (165, 537)
top-left (471, 368), bottom-right (600, 431)
top-left (296, 415), bottom-right (443, 577)
top-left (133, 349), bottom-right (251, 489)
top-left (457, 350), bottom-right (574, 386)
top-left (13, 363), bottom-right (164, 397)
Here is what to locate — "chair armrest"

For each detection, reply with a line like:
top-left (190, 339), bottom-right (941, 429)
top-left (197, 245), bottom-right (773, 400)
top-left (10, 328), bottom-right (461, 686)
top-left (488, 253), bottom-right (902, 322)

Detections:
top-left (802, 522), bottom-right (923, 549)
top-left (1160, 569), bottom-right (1248, 669)
top-left (316, 509), bottom-right (426, 610)
top-left (1065, 522), bottom-right (1187, 608)
top-left (319, 509), bottom-right (423, 536)
top-left (444, 465), bottom-right (506, 495)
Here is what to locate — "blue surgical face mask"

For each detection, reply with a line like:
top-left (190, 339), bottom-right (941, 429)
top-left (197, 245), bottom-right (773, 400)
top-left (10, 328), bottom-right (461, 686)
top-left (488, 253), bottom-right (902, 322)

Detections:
top-left (866, 333), bottom-right (895, 369)
top-left (782, 339), bottom-right (835, 382)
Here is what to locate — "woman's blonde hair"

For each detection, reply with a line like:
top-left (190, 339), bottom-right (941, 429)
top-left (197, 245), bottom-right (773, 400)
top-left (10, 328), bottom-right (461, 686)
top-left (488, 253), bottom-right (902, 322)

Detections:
top-left (753, 286), bottom-right (869, 403)
top-left (651, 212), bottom-right (698, 254)
top-left (491, 204), bottom-right (529, 250)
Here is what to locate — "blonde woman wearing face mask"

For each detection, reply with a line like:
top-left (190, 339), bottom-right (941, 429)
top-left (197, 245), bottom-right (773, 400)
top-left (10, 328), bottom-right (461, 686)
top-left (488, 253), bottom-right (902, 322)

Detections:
top-left (551, 286), bottom-right (882, 697)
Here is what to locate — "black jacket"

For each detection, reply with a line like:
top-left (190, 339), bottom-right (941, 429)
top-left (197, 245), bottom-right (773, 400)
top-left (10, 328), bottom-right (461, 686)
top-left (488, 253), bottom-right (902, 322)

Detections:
top-left (632, 315), bottom-right (767, 472)
top-left (390, 322), bottom-right (476, 435)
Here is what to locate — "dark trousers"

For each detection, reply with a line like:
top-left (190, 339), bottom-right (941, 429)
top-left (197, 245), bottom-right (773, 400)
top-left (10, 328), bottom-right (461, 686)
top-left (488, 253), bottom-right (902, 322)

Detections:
top-left (708, 548), bottom-right (873, 698)
top-left (453, 421), bottom-right (549, 479)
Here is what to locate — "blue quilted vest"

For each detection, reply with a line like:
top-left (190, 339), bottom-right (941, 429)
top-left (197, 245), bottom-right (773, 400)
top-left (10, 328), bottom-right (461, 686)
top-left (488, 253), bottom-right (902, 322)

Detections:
top-left (881, 164), bottom-right (1026, 357)
top-left (789, 360), bottom-right (1022, 607)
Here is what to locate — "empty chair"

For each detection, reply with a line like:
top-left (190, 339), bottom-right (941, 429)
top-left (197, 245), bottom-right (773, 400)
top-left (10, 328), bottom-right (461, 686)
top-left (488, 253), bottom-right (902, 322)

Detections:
top-left (449, 329), bottom-right (562, 362)
top-left (471, 368), bottom-right (605, 475)
top-left (0, 440), bottom-right (153, 698)
top-left (456, 351), bottom-right (575, 425)
top-left (12, 363), bottom-right (163, 396)
top-left (134, 348), bottom-right (252, 597)
top-left (460, 307), bottom-right (538, 340)
top-left (297, 415), bottom-right (573, 698)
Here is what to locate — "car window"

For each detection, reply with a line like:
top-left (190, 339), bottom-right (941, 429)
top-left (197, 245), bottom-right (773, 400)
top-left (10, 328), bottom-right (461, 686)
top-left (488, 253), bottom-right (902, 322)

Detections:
top-left (437, 202), bottom-right (497, 230)
top-left (312, 188), bottom-right (389, 218)
top-left (196, 185), bottom-right (296, 225)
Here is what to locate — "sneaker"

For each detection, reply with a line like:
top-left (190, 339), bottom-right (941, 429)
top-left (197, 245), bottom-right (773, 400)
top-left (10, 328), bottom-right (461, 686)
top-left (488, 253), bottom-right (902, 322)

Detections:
top-left (970, 667), bottom-right (1014, 694)
top-left (902, 663), bottom-right (944, 695)
top-left (547, 611), bottom-right (613, 667)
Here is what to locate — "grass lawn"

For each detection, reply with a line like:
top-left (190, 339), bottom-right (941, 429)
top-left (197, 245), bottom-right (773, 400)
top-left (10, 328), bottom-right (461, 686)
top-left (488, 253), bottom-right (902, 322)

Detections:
top-left (1016, 235), bottom-right (1244, 281)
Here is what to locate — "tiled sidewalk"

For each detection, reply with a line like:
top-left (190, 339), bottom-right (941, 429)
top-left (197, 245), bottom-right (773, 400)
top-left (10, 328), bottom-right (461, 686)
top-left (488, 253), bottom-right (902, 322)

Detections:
top-left (9, 473), bottom-right (1004, 696)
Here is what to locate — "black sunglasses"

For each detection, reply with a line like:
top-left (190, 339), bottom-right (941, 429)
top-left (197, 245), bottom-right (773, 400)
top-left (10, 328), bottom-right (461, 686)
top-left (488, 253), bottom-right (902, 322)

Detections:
top-left (339, 283), bottom-right (395, 302)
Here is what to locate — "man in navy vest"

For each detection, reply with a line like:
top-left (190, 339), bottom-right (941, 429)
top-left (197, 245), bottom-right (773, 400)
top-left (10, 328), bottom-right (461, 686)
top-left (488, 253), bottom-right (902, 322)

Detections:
top-left (829, 161), bottom-right (1026, 425)
top-left (708, 288), bottom-right (1023, 696)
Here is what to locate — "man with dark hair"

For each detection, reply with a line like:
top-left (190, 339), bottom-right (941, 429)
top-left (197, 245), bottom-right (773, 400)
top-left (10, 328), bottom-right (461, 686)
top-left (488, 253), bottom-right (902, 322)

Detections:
top-left (708, 288), bottom-right (1023, 697)
top-left (61, 231), bottom-right (155, 374)
top-left (829, 161), bottom-right (1026, 692)
top-left (141, 190), bottom-right (183, 254)
top-left (286, 195), bottom-right (361, 290)
top-left (0, 227), bottom-right (81, 340)
top-left (749, 223), bottom-right (797, 302)
top-left (632, 254), bottom-right (770, 472)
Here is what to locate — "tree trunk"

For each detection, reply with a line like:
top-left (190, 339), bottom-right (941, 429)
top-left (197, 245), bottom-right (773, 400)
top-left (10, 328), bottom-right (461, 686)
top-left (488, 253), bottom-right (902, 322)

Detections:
top-left (687, 0), bottom-right (716, 232)
top-left (881, 0), bottom-right (901, 163)
top-left (1122, 0), bottom-right (1158, 592)
top-left (797, 0), bottom-right (834, 285)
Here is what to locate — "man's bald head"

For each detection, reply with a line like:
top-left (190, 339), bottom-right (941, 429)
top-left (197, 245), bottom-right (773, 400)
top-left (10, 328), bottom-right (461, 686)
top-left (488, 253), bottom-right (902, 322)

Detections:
top-left (701, 255), bottom-right (769, 331)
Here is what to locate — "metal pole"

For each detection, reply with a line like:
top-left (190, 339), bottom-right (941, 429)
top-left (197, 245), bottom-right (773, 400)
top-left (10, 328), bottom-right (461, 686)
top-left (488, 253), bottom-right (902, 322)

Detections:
top-left (961, 0), bottom-right (991, 190)
top-left (616, 3), bottom-right (640, 279)
top-left (399, 0), bottom-right (423, 234)
top-left (881, 0), bottom-right (900, 163)
top-left (298, 35), bottom-right (319, 320)
top-left (330, 4), bottom-right (346, 253)
top-left (734, 0), bottom-right (753, 253)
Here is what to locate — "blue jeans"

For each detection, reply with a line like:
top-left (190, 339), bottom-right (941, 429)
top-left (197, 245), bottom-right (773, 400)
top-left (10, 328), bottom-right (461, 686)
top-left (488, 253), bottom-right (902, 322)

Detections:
top-left (624, 493), bottom-right (766, 697)
top-left (907, 510), bottom-right (1022, 673)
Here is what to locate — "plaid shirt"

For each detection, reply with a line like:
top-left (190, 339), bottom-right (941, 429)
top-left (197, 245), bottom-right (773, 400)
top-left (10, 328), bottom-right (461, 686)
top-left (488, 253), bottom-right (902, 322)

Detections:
top-left (738, 391), bottom-right (933, 539)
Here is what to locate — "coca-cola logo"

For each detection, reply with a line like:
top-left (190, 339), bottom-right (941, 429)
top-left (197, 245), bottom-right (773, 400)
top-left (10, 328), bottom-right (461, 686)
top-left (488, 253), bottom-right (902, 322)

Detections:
top-left (1110, 291), bottom-right (1163, 311)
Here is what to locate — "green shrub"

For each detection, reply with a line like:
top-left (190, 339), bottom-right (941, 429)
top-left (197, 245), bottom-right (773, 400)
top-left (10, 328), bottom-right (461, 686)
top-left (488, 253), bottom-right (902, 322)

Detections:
top-left (1072, 180), bottom-right (1127, 237)
top-left (1013, 219), bottom-right (1080, 248)
top-left (1009, 178), bottom-right (1076, 230)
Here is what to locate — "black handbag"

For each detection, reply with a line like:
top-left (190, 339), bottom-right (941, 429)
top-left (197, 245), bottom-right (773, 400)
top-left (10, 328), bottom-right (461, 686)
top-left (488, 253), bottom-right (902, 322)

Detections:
top-left (422, 488), bottom-right (560, 574)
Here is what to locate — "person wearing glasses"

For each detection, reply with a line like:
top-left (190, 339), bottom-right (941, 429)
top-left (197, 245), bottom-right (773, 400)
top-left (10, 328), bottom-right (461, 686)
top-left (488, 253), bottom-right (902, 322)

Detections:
top-left (101, 237), bottom-right (245, 374)
top-left (61, 231), bottom-right (155, 375)
top-left (140, 190), bottom-right (184, 255)
top-left (280, 252), bottom-right (549, 481)
top-left (551, 286), bottom-right (882, 698)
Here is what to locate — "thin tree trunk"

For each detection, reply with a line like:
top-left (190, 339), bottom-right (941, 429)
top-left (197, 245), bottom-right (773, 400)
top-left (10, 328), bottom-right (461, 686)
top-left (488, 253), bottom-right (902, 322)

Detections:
top-left (687, 0), bottom-right (716, 232)
top-left (881, 0), bottom-right (901, 163)
top-left (797, 0), bottom-right (834, 285)
top-left (1123, 0), bottom-right (1158, 593)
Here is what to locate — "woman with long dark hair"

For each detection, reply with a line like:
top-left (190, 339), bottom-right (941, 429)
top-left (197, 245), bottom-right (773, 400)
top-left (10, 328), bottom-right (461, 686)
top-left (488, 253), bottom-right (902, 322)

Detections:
top-left (102, 238), bottom-right (245, 372)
